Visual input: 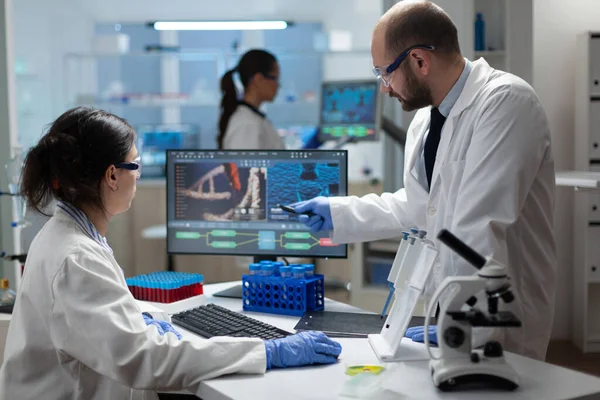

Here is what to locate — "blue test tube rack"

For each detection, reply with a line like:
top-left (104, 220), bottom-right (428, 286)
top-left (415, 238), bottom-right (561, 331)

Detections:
top-left (241, 265), bottom-right (325, 317)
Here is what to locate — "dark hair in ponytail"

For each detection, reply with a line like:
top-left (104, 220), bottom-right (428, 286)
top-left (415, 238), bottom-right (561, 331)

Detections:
top-left (21, 106), bottom-right (136, 215)
top-left (217, 49), bottom-right (277, 149)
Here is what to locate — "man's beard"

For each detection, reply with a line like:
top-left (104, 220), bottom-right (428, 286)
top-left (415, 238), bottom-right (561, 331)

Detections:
top-left (389, 67), bottom-right (433, 112)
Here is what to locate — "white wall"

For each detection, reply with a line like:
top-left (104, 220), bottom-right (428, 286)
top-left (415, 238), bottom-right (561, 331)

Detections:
top-left (438, 0), bottom-right (475, 60)
top-left (12, 0), bottom-right (93, 149)
top-left (533, 0), bottom-right (600, 339)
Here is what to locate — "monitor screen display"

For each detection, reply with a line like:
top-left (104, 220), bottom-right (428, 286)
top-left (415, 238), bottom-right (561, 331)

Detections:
top-left (318, 80), bottom-right (381, 142)
top-left (167, 150), bottom-right (348, 258)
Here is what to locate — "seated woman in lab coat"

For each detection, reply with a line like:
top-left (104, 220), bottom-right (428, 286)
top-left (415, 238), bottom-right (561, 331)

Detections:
top-left (0, 107), bottom-right (341, 400)
top-left (218, 49), bottom-right (285, 149)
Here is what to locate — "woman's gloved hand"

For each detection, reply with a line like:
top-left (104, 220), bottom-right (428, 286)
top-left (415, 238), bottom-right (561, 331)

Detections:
top-left (264, 331), bottom-right (342, 369)
top-left (142, 313), bottom-right (183, 340)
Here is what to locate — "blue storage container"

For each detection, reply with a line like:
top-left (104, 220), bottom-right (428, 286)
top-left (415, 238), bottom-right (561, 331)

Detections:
top-left (475, 12), bottom-right (486, 51)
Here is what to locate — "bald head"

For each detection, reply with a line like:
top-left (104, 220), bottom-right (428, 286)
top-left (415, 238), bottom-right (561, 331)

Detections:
top-left (375, 0), bottom-right (461, 60)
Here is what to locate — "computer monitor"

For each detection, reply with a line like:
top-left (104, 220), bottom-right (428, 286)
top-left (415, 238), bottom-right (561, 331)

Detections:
top-left (318, 80), bottom-right (382, 143)
top-left (166, 149), bottom-right (348, 297)
top-left (138, 124), bottom-right (199, 179)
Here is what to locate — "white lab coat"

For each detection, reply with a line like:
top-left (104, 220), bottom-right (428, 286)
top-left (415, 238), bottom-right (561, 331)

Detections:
top-left (0, 209), bottom-right (266, 400)
top-left (223, 103), bottom-right (286, 149)
top-left (330, 58), bottom-right (556, 361)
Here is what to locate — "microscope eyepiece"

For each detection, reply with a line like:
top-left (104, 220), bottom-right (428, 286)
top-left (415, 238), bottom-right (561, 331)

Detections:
top-left (437, 229), bottom-right (486, 269)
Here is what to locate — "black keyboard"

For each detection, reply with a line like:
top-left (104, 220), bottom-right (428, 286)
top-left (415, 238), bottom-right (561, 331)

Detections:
top-left (171, 303), bottom-right (291, 340)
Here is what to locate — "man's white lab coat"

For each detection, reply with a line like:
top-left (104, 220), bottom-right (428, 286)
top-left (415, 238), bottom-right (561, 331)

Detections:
top-left (329, 59), bottom-right (556, 361)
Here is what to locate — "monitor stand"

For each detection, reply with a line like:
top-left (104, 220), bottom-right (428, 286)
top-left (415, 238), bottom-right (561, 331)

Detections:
top-left (212, 256), bottom-right (278, 299)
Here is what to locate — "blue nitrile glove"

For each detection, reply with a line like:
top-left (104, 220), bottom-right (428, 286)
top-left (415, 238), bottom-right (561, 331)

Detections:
top-left (156, 319), bottom-right (183, 339)
top-left (293, 197), bottom-right (333, 233)
top-left (404, 326), bottom-right (438, 345)
top-left (264, 331), bottom-right (342, 369)
top-left (142, 313), bottom-right (182, 340)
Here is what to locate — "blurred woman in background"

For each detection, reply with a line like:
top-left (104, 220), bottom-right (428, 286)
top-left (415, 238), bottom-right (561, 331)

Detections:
top-left (217, 49), bottom-right (285, 150)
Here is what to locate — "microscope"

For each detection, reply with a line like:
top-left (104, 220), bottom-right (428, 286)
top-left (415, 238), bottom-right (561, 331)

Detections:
top-left (425, 229), bottom-right (521, 392)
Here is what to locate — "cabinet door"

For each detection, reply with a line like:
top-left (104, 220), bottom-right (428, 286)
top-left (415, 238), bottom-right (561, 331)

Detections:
top-left (587, 226), bottom-right (600, 283)
top-left (590, 37), bottom-right (600, 95)
top-left (590, 165), bottom-right (600, 221)
top-left (590, 102), bottom-right (600, 159)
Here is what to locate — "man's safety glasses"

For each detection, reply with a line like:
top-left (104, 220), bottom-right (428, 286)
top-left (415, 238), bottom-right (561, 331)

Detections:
top-left (372, 44), bottom-right (435, 88)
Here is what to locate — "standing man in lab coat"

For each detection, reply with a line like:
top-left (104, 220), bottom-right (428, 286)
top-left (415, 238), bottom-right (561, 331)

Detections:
top-left (294, 0), bottom-right (556, 361)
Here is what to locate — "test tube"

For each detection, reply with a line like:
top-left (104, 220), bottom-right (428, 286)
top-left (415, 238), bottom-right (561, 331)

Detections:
top-left (160, 281), bottom-right (166, 303)
top-left (195, 273), bottom-right (204, 295)
top-left (184, 276), bottom-right (190, 299)
top-left (249, 263), bottom-right (262, 275)
top-left (273, 261), bottom-right (284, 276)
top-left (262, 264), bottom-right (275, 277)
top-left (149, 279), bottom-right (156, 302)
top-left (279, 266), bottom-right (292, 278)
top-left (166, 281), bottom-right (173, 303)
top-left (302, 264), bottom-right (315, 277)
top-left (292, 266), bottom-right (305, 279)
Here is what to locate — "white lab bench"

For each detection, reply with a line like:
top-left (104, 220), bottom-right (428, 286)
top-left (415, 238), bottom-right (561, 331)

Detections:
top-left (150, 281), bottom-right (600, 400)
top-left (1, 281), bottom-right (599, 398)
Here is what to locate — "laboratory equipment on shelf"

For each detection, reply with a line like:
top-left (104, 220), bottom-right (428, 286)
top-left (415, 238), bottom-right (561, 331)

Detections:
top-left (0, 252), bottom-right (26, 278)
top-left (0, 252), bottom-right (26, 263)
top-left (427, 229), bottom-right (521, 391)
top-left (137, 124), bottom-right (199, 179)
top-left (4, 150), bottom-right (29, 228)
top-left (0, 278), bottom-right (16, 306)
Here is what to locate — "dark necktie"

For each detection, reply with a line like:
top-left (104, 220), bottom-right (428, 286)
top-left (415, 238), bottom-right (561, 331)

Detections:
top-left (424, 107), bottom-right (446, 190)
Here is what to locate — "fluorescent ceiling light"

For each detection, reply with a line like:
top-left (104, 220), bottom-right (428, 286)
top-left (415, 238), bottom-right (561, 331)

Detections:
top-left (153, 21), bottom-right (289, 31)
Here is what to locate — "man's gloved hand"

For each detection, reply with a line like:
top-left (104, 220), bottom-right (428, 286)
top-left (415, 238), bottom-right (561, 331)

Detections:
top-left (142, 313), bottom-right (183, 340)
top-left (264, 331), bottom-right (342, 369)
top-left (404, 326), bottom-right (437, 345)
top-left (301, 128), bottom-right (323, 149)
top-left (292, 197), bottom-right (333, 232)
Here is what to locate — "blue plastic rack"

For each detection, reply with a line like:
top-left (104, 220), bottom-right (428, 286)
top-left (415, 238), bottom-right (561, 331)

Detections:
top-left (241, 273), bottom-right (325, 316)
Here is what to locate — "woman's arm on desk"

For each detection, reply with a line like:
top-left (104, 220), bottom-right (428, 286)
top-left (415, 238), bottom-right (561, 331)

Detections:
top-left (50, 251), bottom-right (266, 393)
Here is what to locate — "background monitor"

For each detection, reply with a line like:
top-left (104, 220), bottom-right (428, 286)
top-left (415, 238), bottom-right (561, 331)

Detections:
top-left (138, 124), bottom-right (199, 179)
top-left (166, 149), bottom-right (348, 259)
top-left (318, 80), bottom-right (381, 142)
